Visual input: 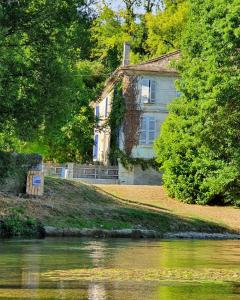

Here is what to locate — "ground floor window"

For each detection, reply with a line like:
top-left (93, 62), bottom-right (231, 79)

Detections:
top-left (139, 116), bottom-right (156, 145)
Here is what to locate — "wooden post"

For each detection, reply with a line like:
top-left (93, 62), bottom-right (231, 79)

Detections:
top-left (26, 171), bottom-right (44, 196)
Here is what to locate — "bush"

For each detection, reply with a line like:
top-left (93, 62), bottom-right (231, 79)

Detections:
top-left (0, 208), bottom-right (45, 238)
top-left (0, 151), bottom-right (42, 193)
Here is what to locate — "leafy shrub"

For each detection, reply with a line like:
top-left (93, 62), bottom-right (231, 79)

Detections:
top-left (0, 208), bottom-right (45, 238)
top-left (0, 151), bottom-right (42, 193)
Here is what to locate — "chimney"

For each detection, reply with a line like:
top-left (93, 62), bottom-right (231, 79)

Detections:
top-left (123, 42), bottom-right (130, 66)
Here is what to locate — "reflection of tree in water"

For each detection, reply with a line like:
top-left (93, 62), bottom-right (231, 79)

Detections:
top-left (83, 240), bottom-right (107, 267)
top-left (21, 244), bottom-right (40, 289)
top-left (21, 243), bottom-right (41, 299)
top-left (85, 240), bottom-right (107, 300)
top-left (88, 282), bottom-right (107, 300)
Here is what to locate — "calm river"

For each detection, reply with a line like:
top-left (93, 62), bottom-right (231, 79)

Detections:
top-left (0, 238), bottom-right (239, 299)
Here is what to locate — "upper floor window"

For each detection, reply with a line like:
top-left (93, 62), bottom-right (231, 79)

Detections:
top-left (141, 79), bottom-right (156, 104)
top-left (139, 116), bottom-right (156, 145)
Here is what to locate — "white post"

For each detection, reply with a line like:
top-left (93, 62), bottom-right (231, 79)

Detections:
top-left (64, 169), bottom-right (68, 179)
top-left (67, 163), bottom-right (74, 180)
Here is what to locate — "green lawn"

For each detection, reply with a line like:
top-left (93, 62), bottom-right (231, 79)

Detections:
top-left (0, 177), bottom-right (237, 234)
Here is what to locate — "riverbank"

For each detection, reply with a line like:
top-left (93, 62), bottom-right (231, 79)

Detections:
top-left (44, 226), bottom-right (240, 240)
top-left (0, 177), bottom-right (239, 238)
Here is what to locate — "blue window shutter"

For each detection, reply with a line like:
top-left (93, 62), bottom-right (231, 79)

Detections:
top-left (176, 91), bottom-right (181, 97)
top-left (95, 106), bottom-right (99, 117)
top-left (139, 116), bottom-right (147, 145)
top-left (150, 80), bottom-right (156, 103)
top-left (93, 135), bottom-right (99, 159)
top-left (148, 117), bottom-right (156, 145)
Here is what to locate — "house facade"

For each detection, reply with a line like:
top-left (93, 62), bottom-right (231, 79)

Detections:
top-left (93, 43), bottom-right (180, 185)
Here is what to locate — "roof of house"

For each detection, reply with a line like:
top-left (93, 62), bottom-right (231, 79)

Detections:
top-left (97, 50), bottom-right (180, 102)
top-left (121, 50), bottom-right (180, 73)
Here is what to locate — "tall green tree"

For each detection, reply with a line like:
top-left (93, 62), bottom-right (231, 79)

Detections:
top-left (91, 0), bottom-right (188, 70)
top-left (155, 0), bottom-right (240, 205)
top-left (0, 0), bottom-right (102, 161)
top-left (41, 60), bottom-right (105, 162)
top-left (145, 0), bottom-right (188, 56)
top-left (0, 0), bottom-right (92, 142)
top-left (91, 3), bottom-right (146, 70)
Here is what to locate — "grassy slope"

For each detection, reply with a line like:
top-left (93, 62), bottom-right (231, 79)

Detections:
top-left (0, 177), bottom-right (238, 233)
top-left (95, 184), bottom-right (240, 233)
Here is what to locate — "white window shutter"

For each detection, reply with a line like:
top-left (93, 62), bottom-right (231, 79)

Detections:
top-left (150, 80), bottom-right (156, 103)
top-left (141, 79), bottom-right (150, 103)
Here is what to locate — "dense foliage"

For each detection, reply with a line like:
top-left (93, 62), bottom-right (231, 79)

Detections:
top-left (91, 0), bottom-right (188, 70)
top-left (0, 0), bottom-right (187, 162)
top-left (0, 208), bottom-right (44, 238)
top-left (0, 151), bottom-right (42, 193)
top-left (0, 0), bottom-right (103, 162)
top-left (155, 0), bottom-right (240, 205)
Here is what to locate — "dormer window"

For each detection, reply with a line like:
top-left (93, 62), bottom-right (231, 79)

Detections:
top-left (141, 79), bottom-right (156, 104)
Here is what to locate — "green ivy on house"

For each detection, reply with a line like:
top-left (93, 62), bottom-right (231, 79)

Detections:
top-left (108, 81), bottom-right (125, 165)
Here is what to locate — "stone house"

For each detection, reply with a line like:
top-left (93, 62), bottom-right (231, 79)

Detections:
top-left (92, 43), bottom-right (180, 185)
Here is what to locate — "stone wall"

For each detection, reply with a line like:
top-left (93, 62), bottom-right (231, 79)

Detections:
top-left (118, 163), bottom-right (162, 185)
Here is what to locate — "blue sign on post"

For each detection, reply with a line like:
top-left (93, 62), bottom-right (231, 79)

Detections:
top-left (32, 175), bottom-right (41, 187)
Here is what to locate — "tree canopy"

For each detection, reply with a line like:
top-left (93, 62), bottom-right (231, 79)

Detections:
top-left (155, 0), bottom-right (240, 205)
top-left (0, 0), bottom-right (104, 161)
top-left (0, 0), bottom-right (187, 162)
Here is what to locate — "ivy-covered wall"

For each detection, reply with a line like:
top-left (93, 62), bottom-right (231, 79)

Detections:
top-left (108, 77), bottom-right (161, 171)
top-left (0, 152), bottom-right (42, 194)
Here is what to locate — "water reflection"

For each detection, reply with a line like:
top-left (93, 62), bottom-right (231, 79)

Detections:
top-left (88, 283), bottom-right (106, 300)
top-left (83, 241), bottom-right (107, 299)
top-left (0, 239), bottom-right (239, 299)
top-left (21, 244), bottom-right (40, 289)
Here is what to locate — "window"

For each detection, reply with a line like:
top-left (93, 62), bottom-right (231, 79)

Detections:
top-left (139, 116), bottom-right (156, 145)
top-left (141, 79), bottom-right (157, 104)
top-left (93, 135), bottom-right (99, 159)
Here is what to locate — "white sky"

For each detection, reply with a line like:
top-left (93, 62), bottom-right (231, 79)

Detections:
top-left (107, 0), bottom-right (145, 14)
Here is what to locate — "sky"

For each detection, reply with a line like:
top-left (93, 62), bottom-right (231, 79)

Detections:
top-left (108, 0), bottom-right (145, 14)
